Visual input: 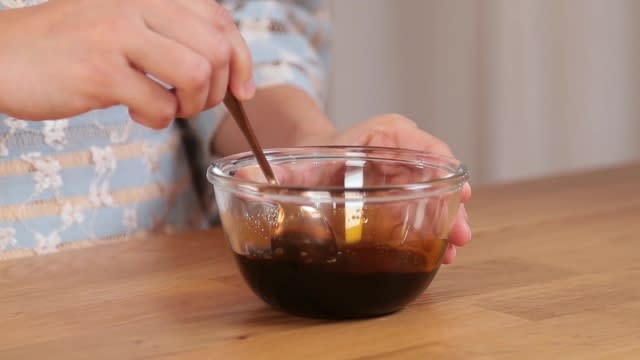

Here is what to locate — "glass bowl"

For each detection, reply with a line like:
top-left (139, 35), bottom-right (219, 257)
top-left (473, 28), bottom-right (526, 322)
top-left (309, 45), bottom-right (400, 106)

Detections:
top-left (207, 146), bottom-right (468, 319)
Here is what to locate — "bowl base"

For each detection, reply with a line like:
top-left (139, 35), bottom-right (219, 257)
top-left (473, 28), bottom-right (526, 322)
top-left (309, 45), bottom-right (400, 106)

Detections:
top-left (233, 247), bottom-right (441, 320)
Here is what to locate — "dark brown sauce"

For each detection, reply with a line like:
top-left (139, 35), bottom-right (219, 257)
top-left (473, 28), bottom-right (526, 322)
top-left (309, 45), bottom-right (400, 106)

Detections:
top-left (234, 235), bottom-right (441, 319)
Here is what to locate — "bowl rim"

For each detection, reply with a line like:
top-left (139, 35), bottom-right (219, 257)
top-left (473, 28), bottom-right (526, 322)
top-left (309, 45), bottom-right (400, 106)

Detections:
top-left (207, 145), bottom-right (469, 194)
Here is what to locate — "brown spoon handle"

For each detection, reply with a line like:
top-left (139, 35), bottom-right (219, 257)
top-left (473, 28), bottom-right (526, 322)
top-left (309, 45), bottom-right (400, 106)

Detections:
top-left (223, 93), bottom-right (279, 185)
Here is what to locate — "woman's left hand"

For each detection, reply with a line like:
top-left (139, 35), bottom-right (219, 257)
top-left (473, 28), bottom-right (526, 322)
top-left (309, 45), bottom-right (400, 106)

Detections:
top-left (296, 113), bottom-right (472, 264)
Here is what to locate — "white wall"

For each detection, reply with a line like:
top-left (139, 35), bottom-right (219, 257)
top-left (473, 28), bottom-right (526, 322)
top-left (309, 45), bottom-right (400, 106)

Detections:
top-left (327, 0), bottom-right (640, 185)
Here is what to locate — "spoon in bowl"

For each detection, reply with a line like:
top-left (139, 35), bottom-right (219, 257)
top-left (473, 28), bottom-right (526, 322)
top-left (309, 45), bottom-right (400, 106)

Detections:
top-left (222, 93), bottom-right (337, 261)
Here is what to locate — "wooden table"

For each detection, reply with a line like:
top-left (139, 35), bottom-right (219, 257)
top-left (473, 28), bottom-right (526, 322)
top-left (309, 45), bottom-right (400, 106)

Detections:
top-left (2, 164), bottom-right (640, 359)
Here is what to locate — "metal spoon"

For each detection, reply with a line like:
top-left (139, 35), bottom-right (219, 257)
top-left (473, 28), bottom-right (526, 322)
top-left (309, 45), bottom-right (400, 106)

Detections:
top-left (223, 93), bottom-right (337, 261)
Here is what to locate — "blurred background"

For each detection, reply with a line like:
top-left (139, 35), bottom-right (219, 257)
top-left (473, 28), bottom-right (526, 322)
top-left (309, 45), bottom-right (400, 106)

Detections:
top-left (326, 0), bottom-right (640, 185)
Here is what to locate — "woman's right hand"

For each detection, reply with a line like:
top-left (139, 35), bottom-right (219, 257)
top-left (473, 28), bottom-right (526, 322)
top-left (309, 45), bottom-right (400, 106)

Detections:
top-left (0, 0), bottom-right (254, 128)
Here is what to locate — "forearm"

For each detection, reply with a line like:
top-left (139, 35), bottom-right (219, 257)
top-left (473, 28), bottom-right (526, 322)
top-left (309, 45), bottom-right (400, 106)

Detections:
top-left (212, 85), bottom-right (337, 156)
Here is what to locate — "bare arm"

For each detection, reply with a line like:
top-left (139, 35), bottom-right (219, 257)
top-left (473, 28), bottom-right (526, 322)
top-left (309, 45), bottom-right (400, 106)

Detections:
top-left (212, 85), bottom-right (337, 156)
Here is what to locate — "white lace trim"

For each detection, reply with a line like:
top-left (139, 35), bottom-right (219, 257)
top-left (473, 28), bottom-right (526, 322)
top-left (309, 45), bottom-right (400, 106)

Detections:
top-left (0, 227), bottom-right (17, 251)
top-left (21, 152), bottom-right (63, 193)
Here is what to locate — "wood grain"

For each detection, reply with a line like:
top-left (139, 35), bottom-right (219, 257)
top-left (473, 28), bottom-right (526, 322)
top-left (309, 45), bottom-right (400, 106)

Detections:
top-left (1, 164), bottom-right (639, 359)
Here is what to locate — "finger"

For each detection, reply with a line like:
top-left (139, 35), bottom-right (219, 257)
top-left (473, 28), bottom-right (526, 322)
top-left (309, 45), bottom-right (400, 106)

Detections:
top-left (389, 123), bottom-right (470, 202)
top-left (448, 205), bottom-right (471, 247)
top-left (219, 12), bottom-right (255, 101)
top-left (175, 0), bottom-right (254, 101)
top-left (442, 243), bottom-right (457, 264)
top-left (109, 67), bottom-right (178, 129)
top-left (125, 29), bottom-right (211, 118)
top-left (145, 0), bottom-right (252, 104)
top-left (206, 48), bottom-right (231, 109)
top-left (398, 124), bottom-right (454, 157)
